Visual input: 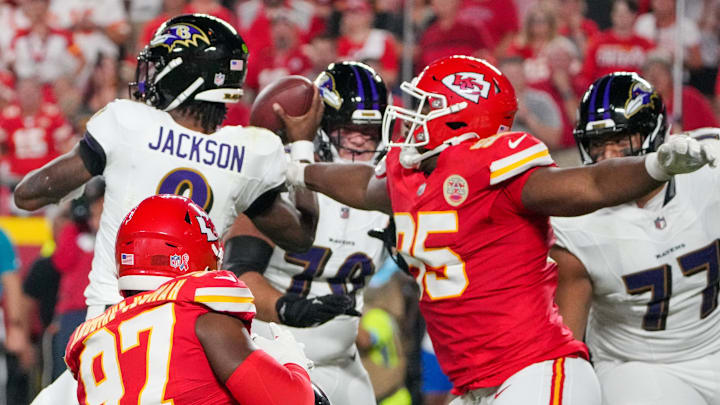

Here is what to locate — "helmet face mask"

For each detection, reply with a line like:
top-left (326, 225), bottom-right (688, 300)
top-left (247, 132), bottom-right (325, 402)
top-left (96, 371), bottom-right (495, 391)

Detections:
top-left (575, 72), bottom-right (668, 164)
top-left (382, 56), bottom-right (518, 169)
top-left (314, 61), bottom-right (389, 164)
top-left (129, 14), bottom-right (249, 111)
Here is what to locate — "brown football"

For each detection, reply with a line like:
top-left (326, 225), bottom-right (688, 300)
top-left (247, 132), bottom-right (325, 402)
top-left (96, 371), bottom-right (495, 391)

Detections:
top-left (249, 75), bottom-right (315, 139)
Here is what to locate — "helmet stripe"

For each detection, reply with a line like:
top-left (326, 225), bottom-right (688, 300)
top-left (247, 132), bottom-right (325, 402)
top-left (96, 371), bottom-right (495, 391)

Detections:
top-left (587, 77), bottom-right (601, 122)
top-left (602, 75), bottom-right (614, 119)
top-left (350, 65), bottom-right (366, 109)
top-left (363, 66), bottom-right (379, 110)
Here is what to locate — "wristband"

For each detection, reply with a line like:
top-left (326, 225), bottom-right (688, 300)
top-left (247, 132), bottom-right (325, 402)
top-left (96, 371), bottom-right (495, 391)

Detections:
top-left (290, 140), bottom-right (315, 163)
top-left (286, 161), bottom-right (308, 188)
top-left (644, 152), bottom-right (671, 182)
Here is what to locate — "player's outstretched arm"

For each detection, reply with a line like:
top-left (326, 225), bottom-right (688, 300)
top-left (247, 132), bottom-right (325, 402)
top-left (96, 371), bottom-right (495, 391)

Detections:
top-left (550, 246), bottom-right (592, 341)
top-left (522, 135), bottom-right (717, 216)
top-left (196, 313), bottom-right (314, 405)
top-left (297, 162), bottom-right (393, 214)
top-left (249, 187), bottom-right (318, 253)
top-left (14, 144), bottom-right (93, 211)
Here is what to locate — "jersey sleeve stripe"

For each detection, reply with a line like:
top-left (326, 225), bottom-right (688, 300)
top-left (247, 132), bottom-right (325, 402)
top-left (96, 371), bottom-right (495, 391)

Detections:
top-left (200, 301), bottom-right (257, 314)
top-left (195, 286), bottom-right (253, 298)
top-left (195, 295), bottom-right (254, 304)
top-left (489, 146), bottom-right (553, 185)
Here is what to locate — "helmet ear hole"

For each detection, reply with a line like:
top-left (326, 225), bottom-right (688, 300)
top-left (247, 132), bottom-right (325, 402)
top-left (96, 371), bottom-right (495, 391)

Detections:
top-left (446, 122), bottom-right (467, 130)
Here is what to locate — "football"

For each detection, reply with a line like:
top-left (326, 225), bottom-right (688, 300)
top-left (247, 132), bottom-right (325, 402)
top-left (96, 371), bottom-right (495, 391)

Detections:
top-left (249, 75), bottom-right (316, 139)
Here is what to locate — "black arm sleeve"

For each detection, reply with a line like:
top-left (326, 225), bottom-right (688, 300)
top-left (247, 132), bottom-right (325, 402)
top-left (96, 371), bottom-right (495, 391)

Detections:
top-left (243, 185), bottom-right (283, 218)
top-left (78, 132), bottom-right (107, 176)
top-left (223, 235), bottom-right (274, 277)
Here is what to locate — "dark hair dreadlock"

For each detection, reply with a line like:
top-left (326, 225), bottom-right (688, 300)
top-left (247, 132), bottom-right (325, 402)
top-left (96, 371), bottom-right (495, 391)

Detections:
top-left (174, 101), bottom-right (228, 133)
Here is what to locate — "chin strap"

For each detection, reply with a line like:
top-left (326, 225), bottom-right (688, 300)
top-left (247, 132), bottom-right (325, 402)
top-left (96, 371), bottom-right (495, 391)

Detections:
top-left (399, 132), bottom-right (480, 169)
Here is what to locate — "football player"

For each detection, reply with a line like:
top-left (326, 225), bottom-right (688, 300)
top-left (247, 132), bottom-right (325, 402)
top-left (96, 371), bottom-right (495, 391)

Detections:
top-left (281, 55), bottom-right (718, 404)
top-left (552, 72), bottom-right (720, 405)
top-left (64, 194), bottom-right (316, 405)
top-left (15, 14), bottom-right (322, 405)
top-left (224, 61), bottom-right (390, 405)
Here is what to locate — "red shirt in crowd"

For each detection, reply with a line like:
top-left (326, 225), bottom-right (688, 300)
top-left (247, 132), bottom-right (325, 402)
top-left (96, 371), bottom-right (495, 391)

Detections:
top-left (581, 31), bottom-right (655, 86)
top-left (245, 45), bottom-right (312, 92)
top-left (51, 222), bottom-right (94, 314)
top-left (667, 86), bottom-right (720, 131)
top-left (457, 0), bottom-right (519, 50)
top-left (0, 103), bottom-right (73, 177)
top-left (417, 19), bottom-right (492, 73)
top-left (337, 29), bottom-right (398, 76)
top-left (183, 3), bottom-right (236, 28)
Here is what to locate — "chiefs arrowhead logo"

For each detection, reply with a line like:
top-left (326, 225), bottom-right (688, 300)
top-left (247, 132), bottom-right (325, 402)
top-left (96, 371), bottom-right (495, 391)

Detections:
top-left (441, 72), bottom-right (491, 103)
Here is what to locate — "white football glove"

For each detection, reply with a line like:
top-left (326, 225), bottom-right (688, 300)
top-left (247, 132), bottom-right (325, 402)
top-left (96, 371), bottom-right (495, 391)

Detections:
top-left (645, 134), bottom-right (718, 181)
top-left (251, 322), bottom-right (314, 372)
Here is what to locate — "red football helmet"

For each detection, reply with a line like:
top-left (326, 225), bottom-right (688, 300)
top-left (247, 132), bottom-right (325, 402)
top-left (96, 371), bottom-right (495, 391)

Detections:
top-left (116, 195), bottom-right (222, 296)
top-left (382, 55), bottom-right (518, 168)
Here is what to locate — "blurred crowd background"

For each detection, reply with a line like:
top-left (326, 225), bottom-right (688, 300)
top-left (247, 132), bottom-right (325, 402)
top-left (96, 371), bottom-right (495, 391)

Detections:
top-left (0, 0), bottom-right (719, 404)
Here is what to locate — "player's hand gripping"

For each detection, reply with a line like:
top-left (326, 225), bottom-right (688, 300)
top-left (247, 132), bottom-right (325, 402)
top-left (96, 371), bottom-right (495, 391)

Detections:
top-left (276, 293), bottom-right (361, 328)
top-left (273, 85), bottom-right (325, 143)
top-left (645, 134), bottom-right (719, 181)
top-left (252, 322), bottom-right (314, 372)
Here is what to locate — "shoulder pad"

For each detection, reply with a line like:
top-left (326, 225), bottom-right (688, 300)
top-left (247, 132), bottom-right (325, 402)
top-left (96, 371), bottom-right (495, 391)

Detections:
top-left (183, 271), bottom-right (256, 322)
top-left (471, 132), bottom-right (554, 185)
top-left (221, 125), bottom-right (284, 157)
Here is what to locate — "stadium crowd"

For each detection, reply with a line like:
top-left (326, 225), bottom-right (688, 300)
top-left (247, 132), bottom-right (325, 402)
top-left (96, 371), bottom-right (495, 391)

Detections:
top-left (1, 0), bottom-right (720, 404)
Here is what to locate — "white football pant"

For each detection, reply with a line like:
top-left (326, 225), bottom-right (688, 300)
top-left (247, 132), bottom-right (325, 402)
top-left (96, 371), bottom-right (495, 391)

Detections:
top-left (595, 350), bottom-right (720, 405)
top-left (449, 356), bottom-right (600, 405)
top-left (310, 350), bottom-right (377, 405)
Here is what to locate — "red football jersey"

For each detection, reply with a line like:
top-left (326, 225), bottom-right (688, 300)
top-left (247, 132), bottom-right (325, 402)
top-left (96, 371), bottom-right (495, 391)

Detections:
top-left (581, 31), bottom-right (655, 87)
top-left (65, 271), bottom-right (255, 405)
top-left (384, 132), bottom-right (588, 392)
top-left (0, 103), bottom-right (72, 177)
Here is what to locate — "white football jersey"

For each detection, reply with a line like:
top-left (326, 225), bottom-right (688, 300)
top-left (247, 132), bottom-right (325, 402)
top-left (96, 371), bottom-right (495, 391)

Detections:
top-left (552, 166), bottom-right (720, 363)
top-left (85, 99), bottom-right (285, 306)
top-left (257, 193), bottom-right (388, 363)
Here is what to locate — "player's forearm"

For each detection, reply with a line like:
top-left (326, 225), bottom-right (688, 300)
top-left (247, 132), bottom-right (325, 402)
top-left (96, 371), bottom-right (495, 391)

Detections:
top-left (581, 156), bottom-right (664, 212)
top-left (304, 162), bottom-right (376, 210)
top-left (14, 147), bottom-right (93, 211)
top-left (289, 186), bottom-right (319, 248)
top-left (1, 272), bottom-right (30, 335)
top-left (238, 272), bottom-right (283, 323)
top-left (525, 156), bottom-right (663, 216)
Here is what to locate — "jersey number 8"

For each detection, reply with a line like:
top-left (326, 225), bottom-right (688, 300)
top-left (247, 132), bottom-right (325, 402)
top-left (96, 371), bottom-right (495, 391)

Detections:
top-left (156, 167), bottom-right (215, 213)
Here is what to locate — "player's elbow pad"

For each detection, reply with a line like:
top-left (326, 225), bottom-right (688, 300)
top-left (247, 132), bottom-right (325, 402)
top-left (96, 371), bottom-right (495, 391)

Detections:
top-left (223, 235), bottom-right (273, 277)
top-left (225, 350), bottom-right (314, 405)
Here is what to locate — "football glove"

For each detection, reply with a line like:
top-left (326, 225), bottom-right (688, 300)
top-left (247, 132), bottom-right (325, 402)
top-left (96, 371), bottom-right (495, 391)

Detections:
top-left (645, 134), bottom-right (718, 181)
top-left (251, 322), bottom-right (314, 372)
top-left (276, 293), bottom-right (360, 328)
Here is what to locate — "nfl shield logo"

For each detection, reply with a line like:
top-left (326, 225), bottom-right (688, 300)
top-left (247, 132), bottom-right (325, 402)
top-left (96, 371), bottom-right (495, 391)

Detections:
top-left (654, 216), bottom-right (667, 230)
top-left (340, 207), bottom-right (350, 219)
top-left (170, 253), bottom-right (189, 271)
top-left (214, 73), bottom-right (225, 86)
